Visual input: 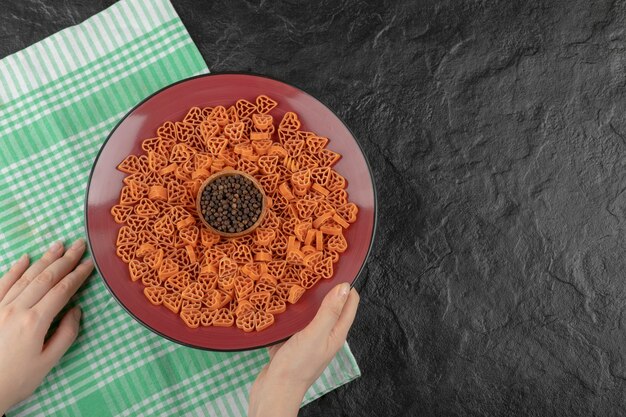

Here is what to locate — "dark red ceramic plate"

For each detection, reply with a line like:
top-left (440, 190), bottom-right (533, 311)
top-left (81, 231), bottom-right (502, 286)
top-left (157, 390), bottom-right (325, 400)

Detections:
top-left (85, 73), bottom-right (376, 351)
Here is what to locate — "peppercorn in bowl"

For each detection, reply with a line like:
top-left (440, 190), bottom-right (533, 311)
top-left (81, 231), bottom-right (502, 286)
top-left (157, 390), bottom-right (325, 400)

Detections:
top-left (197, 170), bottom-right (266, 237)
top-left (85, 73), bottom-right (377, 351)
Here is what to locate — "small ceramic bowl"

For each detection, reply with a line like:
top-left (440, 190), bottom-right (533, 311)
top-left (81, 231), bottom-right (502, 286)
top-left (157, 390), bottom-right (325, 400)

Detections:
top-left (196, 169), bottom-right (267, 237)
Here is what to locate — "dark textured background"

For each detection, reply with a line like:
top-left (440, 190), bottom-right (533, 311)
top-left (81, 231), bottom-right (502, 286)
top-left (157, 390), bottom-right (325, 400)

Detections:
top-left (3, 0), bottom-right (626, 416)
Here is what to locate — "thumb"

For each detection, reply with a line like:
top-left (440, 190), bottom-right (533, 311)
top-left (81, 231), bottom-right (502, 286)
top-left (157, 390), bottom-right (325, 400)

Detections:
top-left (305, 283), bottom-right (351, 340)
top-left (42, 307), bottom-right (81, 367)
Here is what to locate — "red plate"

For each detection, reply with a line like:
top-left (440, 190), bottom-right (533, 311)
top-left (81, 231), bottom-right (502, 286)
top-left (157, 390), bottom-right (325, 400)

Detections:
top-left (85, 73), bottom-right (377, 351)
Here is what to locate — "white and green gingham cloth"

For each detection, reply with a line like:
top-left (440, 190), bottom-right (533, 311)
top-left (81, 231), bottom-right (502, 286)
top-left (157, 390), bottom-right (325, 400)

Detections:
top-left (0, 0), bottom-right (360, 415)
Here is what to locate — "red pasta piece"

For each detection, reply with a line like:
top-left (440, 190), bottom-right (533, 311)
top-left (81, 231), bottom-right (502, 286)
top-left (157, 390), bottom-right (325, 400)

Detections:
top-left (303, 252), bottom-right (323, 269)
top-left (176, 122), bottom-right (196, 143)
top-left (169, 143), bottom-right (192, 164)
top-left (135, 198), bottom-right (159, 217)
top-left (265, 260), bottom-right (285, 280)
top-left (218, 272), bottom-right (236, 291)
top-left (164, 271), bottom-right (189, 292)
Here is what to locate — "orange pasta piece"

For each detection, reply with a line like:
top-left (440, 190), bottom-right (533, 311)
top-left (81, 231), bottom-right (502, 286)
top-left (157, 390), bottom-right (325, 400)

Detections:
top-left (176, 216), bottom-right (195, 230)
top-left (255, 251), bottom-right (272, 262)
top-left (304, 229), bottom-right (316, 246)
top-left (256, 95), bottom-right (278, 114)
top-left (320, 224), bottom-right (343, 236)
top-left (235, 99), bottom-right (257, 119)
top-left (313, 211), bottom-right (334, 229)
top-left (315, 230), bottom-right (324, 251)
top-left (148, 185), bottom-right (168, 201)
top-left (180, 309), bottom-right (202, 328)
top-left (111, 205), bottom-right (133, 223)
top-left (136, 243), bottom-right (155, 258)
top-left (287, 285), bottom-right (305, 304)
top-left (144, 286), bottom-right (166, 305)
top-left (185, 245), bottom-right (197, 263)
top-left (278, 182), bottom-right (295, 202)
top-left (235, 310), bottom-right (256, 332)
top-left (311, 183), bottom-right (329, 196)
top-left (255, 310), bottom-right (275, 331)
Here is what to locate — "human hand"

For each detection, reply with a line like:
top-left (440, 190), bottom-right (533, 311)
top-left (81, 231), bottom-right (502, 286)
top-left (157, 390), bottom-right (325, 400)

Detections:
top-left (248, 282), bottom-right (360, 417)
top-left (0, 239), bottom-right (93, 414)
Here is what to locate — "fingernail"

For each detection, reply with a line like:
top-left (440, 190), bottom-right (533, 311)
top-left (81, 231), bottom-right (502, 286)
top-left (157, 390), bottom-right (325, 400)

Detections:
top-left (73, 307), bottom-right (82, 321)
top-left (81, 258), bottom-right (94, 267)
top-left (49, 241), bottom-right (63, 253)
top-left (338, 283), bottom-right (350, 300)
top-left (19, 253), bottom-right (29, 263)
top-left (70, 239), bottom-right (85, 251)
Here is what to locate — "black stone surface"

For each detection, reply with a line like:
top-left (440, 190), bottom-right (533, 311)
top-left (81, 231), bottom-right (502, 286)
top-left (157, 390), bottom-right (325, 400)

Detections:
top-left (3, 0), bottom-right (626, 416)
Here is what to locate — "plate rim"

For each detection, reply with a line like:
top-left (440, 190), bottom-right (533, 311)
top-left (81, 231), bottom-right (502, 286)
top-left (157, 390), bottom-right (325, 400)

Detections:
top-left (84, 71), bottom-right (378, 351)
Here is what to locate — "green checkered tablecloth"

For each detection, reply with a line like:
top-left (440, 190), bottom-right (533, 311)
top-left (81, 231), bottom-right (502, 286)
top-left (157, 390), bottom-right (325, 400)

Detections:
top-left (0, 0), bottom-right (361, 415)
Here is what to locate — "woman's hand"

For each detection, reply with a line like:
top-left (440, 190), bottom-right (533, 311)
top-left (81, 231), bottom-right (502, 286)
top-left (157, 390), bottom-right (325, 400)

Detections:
top-left (248, 282), bottom-right (360, 417)
top-left (0, 239), bottom-right (93, 414)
